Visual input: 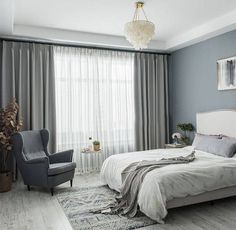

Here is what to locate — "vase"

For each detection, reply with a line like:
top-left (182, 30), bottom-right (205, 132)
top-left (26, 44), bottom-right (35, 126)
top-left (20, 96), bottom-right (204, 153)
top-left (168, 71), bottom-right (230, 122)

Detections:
top-left (93, 144), bottom-right (100, 151)
top-left (0, 171), bottom-right (12, 192)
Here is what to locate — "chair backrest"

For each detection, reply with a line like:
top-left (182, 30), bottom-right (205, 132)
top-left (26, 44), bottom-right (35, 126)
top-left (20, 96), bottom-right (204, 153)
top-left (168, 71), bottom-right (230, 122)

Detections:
top-left (20, 130), bottom-right (49, 160)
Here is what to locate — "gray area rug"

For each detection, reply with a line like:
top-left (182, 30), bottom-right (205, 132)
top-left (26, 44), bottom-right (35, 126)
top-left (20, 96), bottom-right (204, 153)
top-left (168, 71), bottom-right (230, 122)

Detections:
top-left (56, 185), bottom-right (156, 230)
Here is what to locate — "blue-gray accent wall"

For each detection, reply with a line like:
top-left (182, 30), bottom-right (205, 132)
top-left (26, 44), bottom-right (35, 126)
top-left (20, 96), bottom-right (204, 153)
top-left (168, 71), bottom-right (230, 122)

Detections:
top-left (170, 30), bottom-right (236, 135)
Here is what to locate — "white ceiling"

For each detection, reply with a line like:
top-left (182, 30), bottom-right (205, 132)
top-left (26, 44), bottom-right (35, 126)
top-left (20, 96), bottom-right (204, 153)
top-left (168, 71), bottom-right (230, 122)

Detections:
top-left (14, 0), bottom-right (236, 40)
top-left (2, 0), bottom-right (236, 51)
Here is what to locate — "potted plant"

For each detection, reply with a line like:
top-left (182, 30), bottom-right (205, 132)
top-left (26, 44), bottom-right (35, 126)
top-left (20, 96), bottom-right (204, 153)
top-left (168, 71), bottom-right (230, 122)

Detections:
top-left (93, 140), bottom-right (100, 151)
top-left (176, 123), bottom-right (194, 145)
top-left (0, 98), bottom-right (23, 192)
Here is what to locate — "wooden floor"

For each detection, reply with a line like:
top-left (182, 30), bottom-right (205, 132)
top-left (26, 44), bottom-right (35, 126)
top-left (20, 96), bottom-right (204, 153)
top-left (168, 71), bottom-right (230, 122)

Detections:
top-left (1, 173), bottom-right (236, 230)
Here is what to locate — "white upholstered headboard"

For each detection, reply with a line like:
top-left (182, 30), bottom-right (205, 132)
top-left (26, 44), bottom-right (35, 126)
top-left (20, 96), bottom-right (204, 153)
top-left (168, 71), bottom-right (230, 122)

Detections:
top-left (197, 110), bottom-right (236, 138)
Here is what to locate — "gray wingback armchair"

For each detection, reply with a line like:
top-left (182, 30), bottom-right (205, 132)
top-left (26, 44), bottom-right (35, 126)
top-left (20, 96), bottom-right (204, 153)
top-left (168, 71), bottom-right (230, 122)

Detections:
top-left (11, 129), bottom-right (76, 195)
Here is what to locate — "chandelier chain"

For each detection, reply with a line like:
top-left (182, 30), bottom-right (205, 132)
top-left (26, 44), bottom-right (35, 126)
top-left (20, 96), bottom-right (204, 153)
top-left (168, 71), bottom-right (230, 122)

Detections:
top-left (132, 3), bottom-right (148, 21)
top-left (141, 8), bottom-right (148, 21)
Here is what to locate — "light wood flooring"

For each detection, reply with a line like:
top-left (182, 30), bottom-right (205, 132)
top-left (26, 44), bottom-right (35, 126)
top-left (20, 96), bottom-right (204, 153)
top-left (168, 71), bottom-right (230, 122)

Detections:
top-left (1, 173), bottom-right (236, 230)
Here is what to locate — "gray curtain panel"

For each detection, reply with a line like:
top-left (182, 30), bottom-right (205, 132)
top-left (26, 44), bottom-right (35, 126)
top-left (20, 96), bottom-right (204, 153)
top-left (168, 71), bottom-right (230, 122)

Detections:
top-left (0, 40), bottom-right (56, 153)
top-left (134, 53), bottom-right (169, 151)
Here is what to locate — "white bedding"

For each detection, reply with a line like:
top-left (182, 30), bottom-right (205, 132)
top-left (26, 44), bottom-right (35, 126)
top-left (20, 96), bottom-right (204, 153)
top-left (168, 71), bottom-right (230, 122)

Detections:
top-left (100, 147), bottom-right (236, 223)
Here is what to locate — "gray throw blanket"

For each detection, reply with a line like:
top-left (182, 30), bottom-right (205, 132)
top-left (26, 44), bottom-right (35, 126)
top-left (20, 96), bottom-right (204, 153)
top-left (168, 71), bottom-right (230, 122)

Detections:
top-left (94, 151), bottom-right (195, 217)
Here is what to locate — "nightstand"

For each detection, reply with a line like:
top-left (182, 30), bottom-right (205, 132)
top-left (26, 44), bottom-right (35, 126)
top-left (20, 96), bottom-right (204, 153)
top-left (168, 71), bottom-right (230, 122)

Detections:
top-left (165, 143), bottom-right (186, 148)
top-left (80, 149), bottom-right (105, 173)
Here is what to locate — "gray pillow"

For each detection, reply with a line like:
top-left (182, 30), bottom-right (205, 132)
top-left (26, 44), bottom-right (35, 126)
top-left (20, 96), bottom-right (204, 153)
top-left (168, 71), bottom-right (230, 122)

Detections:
top-left (192, 133), bottom-right (236, 157)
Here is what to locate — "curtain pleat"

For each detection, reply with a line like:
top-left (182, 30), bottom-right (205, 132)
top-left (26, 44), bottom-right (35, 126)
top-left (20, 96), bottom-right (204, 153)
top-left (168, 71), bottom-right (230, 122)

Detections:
top-left (0, 41), bottom-right (56, 153)
top-left (134, 53), bottom-right (169, 150)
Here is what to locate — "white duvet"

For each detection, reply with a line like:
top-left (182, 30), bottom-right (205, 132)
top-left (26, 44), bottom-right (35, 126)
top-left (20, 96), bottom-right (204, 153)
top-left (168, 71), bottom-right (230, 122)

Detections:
top-left (100, 146), bottom-right (236, 223)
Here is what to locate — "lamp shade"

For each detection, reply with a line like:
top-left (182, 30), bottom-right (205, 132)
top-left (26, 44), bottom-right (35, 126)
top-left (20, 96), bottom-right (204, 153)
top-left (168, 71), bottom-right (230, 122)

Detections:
top-left (124, 20), bottom-right (155, 50)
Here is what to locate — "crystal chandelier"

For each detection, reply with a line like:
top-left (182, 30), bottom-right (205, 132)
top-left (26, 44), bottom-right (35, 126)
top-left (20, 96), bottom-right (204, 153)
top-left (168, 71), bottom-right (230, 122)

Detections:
top-left (124, 2), bottom-right (155, 50)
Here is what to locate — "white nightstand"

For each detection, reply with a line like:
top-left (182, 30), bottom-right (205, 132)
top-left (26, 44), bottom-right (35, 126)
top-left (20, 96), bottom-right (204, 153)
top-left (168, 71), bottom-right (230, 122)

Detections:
top-left (165, 143), bottom-right (186, 149)
top-left (80, 150), bottom-right (105, 173)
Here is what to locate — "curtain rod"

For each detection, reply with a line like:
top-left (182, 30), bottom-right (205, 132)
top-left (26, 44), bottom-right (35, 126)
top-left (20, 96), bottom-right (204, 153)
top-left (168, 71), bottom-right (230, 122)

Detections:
top-left (0, 36), bottom-right (171, 56)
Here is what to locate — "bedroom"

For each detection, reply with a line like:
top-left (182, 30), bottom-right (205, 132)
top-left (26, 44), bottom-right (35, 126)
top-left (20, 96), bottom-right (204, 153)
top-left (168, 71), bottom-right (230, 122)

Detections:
top-left (1, 0), bottom-right (236, 229)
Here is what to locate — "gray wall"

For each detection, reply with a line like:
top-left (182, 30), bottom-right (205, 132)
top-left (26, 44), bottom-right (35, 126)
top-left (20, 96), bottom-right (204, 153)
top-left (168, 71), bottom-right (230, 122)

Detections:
top-left (170, 30), bottom-right (236, 136)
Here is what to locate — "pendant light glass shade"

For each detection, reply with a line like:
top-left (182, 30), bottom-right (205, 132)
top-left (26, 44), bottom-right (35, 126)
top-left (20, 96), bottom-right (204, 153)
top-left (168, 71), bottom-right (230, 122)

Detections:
top-left (124, 2), bottom-right (155, 50)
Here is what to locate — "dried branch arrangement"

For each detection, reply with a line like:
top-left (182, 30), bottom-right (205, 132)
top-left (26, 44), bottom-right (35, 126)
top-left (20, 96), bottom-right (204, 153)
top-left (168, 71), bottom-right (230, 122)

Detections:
top-left (0, 98), bottom-right (23, 172)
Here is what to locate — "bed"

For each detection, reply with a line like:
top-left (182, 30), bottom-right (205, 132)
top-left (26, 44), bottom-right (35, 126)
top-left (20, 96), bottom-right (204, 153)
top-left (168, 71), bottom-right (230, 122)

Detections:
top-left (100, 110), bottom-right (236, 223)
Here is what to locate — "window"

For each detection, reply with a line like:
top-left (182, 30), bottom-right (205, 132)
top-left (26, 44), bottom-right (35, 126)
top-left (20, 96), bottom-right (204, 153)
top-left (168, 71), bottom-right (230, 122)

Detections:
top-left (54, 46), bottom-right (135, 169)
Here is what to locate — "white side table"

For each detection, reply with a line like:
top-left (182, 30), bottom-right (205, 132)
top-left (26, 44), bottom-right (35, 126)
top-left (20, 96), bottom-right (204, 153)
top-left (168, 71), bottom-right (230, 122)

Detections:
top-left (80, 150), bottom-right (105, 173)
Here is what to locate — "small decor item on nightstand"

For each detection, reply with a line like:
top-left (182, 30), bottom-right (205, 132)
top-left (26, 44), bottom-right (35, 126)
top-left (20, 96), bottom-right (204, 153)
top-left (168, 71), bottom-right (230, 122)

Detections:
top-left (176, 123), bottom-right (194, 145)
top-left (171, 132), bottom-right (183, 145)
top-left (93, 140), bottom-right (100, 151)
top-left (88, 137), bottom-right (93, 151)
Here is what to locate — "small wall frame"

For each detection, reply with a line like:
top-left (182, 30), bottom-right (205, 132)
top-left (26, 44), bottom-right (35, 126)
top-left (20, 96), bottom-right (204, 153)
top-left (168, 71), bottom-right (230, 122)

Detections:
top-left (217, 56), bottom-right (236, 91)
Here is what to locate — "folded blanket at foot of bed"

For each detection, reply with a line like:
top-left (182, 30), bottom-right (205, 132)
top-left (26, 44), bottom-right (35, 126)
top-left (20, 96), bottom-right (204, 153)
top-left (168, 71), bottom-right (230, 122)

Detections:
top-left (93, 151), bottom-right (195, 221)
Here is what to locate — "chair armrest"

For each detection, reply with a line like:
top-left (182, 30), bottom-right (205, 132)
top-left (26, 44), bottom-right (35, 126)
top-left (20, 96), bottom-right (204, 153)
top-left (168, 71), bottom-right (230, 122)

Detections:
top-left (49, 150), bottom-right (74, 163)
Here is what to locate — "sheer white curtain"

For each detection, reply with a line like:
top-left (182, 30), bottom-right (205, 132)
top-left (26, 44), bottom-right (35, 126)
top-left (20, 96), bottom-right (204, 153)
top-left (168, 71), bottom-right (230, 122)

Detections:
top-left (54, 46), bottom-right (135, 172)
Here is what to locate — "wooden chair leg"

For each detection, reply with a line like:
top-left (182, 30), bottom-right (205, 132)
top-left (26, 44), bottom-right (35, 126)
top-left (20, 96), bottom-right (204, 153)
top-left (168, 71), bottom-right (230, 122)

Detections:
top-left (50, 188), bottom-right (54, 196)
top-left (27, 185), bottom-right (31, 191)
top-left (70, 179), bottom-right (73, 187)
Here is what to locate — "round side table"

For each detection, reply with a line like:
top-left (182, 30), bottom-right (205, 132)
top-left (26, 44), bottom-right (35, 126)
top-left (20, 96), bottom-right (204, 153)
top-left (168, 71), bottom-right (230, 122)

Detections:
top-left (80, 150), bottom-right (105, 173)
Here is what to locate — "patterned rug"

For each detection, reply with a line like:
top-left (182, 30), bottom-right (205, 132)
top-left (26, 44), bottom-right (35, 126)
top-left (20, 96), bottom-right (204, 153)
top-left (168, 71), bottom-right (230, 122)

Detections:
top-left (56, 185), bottom-right (156, 230)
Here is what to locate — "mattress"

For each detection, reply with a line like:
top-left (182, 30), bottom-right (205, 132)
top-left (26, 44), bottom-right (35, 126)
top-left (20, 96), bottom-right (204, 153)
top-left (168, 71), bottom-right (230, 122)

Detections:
top-left (100, 146), bottom-right (236, 223)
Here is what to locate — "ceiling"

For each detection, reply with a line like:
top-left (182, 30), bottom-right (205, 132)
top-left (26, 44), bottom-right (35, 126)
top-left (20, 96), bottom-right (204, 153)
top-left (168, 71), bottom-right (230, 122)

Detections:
top-left (14, 0), bottom-right (236, 40)
top-left (2, 0), bottom-right (236, 51)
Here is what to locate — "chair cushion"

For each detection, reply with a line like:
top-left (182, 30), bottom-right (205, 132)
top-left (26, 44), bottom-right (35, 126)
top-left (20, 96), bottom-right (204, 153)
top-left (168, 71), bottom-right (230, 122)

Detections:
top-left (25, 151), bottom-right (47, 160)
top-left (48, 162), bottom-right (76, 176)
